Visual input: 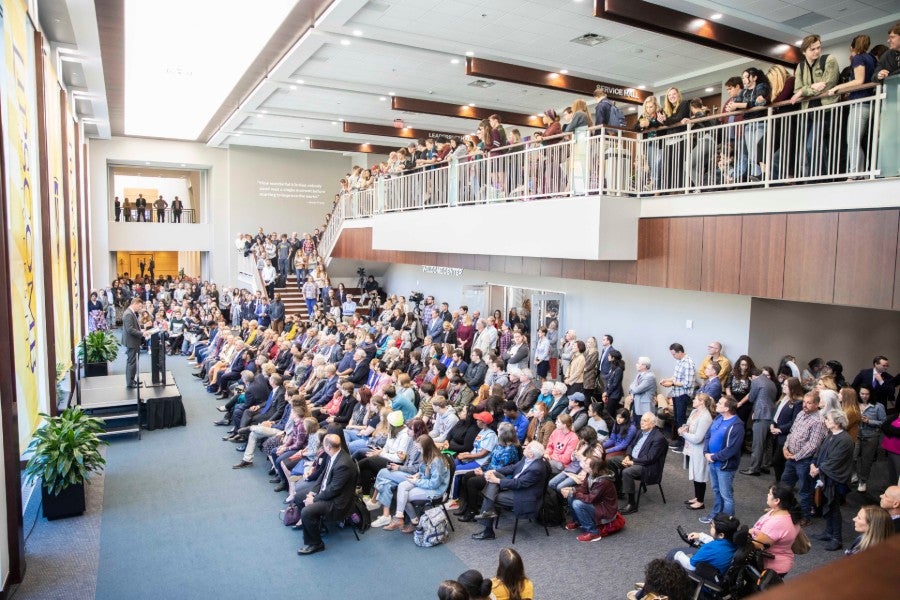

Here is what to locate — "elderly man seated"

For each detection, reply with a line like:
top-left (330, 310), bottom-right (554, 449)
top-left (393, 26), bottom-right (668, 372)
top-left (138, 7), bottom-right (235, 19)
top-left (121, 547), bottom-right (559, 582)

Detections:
top-left (607, 411), bottom-right (667, 515)
top-left (470, 441), bottom-right (548, 541)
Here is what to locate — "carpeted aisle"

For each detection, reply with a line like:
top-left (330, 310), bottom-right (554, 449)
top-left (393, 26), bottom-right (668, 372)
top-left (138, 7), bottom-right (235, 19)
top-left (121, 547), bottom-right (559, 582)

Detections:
top-left (94, 352), bottom-right (468, 600)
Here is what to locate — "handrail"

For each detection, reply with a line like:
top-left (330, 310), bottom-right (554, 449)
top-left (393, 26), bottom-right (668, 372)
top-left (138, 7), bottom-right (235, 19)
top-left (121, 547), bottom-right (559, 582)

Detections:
top-left (318, 87), bottom-right (890, 260)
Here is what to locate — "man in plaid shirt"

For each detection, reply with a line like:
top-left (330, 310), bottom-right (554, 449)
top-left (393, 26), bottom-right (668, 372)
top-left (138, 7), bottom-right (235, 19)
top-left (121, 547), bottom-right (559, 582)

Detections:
top-left (780, 390), bottom-right (827, 525)
top-left (662, 343), bottom-right (696, 451)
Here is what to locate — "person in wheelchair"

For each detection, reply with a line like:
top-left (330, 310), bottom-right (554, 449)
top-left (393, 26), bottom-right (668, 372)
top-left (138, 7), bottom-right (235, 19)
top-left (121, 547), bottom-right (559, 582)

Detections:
top-left (667, 513), bottom-right (748, 576)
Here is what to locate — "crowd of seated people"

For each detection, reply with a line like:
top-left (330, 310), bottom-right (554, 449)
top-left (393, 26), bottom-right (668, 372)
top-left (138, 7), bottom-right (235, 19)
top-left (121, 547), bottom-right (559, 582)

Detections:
top-left (106, 231), bottom-right (900, 587)
top-left (322, 24), bottom-right (899, 209)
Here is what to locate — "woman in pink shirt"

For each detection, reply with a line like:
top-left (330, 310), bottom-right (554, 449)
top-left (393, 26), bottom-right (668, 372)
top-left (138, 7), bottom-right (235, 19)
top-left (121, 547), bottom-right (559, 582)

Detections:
top-left (749, 483), bottom-right (802, 576)
top-left (546, 413), bottom-right (578, 474)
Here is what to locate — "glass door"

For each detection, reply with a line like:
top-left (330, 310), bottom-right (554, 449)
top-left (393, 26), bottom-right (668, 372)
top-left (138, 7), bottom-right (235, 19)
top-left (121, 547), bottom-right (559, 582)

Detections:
top-left (530, 292), bottom-right (564, 363)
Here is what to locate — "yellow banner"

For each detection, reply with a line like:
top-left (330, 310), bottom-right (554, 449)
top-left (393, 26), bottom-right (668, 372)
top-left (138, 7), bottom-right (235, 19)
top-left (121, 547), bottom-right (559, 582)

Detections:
top-left (66, 103), bottom-right (81, 344)
top-left (4, 0), bottom-right (44, 453)
top-left (44, 58), bottom-right (72, 371)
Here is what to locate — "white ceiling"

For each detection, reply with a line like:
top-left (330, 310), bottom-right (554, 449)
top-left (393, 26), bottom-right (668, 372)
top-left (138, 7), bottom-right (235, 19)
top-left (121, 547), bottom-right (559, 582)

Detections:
top-left (51, 0), bottom-right (899, 146)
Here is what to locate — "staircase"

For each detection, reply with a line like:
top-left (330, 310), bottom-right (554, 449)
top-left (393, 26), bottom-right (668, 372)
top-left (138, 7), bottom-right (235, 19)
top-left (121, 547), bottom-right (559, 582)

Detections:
top-left (274, 274), bottom-right (309, 319)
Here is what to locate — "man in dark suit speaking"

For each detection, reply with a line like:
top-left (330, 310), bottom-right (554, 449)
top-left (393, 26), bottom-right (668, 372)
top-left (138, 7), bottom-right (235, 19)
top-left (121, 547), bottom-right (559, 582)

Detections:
top-left (121, 297), bottom-right (145, 388)
top-left (297, 434), bottom-right (358, 555)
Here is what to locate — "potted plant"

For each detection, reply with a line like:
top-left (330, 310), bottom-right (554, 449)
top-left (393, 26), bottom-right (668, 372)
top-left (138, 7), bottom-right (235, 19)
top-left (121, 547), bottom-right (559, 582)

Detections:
top-left (24, 408), bottom-right (108, 520)
top-left (78, 330), bottom-right (120, 377)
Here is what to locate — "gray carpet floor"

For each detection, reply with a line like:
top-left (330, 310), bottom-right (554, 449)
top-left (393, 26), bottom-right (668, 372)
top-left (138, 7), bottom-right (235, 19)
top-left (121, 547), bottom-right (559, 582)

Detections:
top-left (13, 343), bottom-right (894, 599)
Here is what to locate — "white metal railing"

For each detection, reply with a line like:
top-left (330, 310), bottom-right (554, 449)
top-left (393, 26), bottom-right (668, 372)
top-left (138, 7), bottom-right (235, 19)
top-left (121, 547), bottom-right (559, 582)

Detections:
top-left (332, 84), bottom-right (886, 221)
top-left (318, 196), bottom-right (344, 261)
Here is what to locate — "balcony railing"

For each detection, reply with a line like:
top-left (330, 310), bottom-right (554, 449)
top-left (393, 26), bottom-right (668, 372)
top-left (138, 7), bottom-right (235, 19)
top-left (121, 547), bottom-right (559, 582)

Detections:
top-left (317, 84), bottom-right (889, 260)
top-left (113, 207), bottom-right (197, 223)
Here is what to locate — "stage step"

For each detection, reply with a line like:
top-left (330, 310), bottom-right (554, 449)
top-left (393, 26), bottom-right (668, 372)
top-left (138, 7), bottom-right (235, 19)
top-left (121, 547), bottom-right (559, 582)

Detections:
top-left (99, 424), bottom-right (142, 438)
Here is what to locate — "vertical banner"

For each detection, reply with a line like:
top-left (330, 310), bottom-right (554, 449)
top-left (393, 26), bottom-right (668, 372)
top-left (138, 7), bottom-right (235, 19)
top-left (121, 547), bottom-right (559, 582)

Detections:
top-left (44, 60), bottom-right (71, 373)
top-left (65, 104), bottom-right (81, 345)
top-left (2, 0), bottom-right (43, 452)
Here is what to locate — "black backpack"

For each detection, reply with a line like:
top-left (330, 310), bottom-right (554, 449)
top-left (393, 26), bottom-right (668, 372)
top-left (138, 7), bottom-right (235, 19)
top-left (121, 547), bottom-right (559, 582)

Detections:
top-left (537, 488), bottom-right (565, 527)
top-left (347, 494), bottom-right (371, 534)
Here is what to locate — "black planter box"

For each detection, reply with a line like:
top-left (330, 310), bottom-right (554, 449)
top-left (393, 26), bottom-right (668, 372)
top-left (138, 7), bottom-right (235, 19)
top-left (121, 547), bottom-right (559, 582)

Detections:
top-left (84, 362), bottom-right (108, 377)
top-left (41, 482), bottom-right (86, 520)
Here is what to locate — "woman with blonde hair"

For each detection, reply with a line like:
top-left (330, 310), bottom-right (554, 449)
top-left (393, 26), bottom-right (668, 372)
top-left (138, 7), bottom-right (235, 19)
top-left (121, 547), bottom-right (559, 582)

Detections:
top-left (635, 95), bottom-right (665, 190)
top-left (845, 505), bottom-right (893, 555)
top-left (680, 392), bottom-right (716, 510)
top-left (564, 98), bottom-right (593, 132)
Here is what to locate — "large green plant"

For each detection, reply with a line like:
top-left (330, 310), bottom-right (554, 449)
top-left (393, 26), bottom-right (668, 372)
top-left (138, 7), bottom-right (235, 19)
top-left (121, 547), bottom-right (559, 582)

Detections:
top-left (24, 408), bottom-right (108, 496)
top-left (78, 330), bottom-right (120, 363)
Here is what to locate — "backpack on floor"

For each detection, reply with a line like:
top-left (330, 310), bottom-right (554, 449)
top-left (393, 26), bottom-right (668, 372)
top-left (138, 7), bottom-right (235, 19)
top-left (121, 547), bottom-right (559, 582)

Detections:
top-left (414, 505), bottom-right (450, 547)
top-left (347, 495), bottom-right (371, 534)
top-left (537, 489), bottom-right (565, 527)
top-left (598, 512), bottom-right (626, 537)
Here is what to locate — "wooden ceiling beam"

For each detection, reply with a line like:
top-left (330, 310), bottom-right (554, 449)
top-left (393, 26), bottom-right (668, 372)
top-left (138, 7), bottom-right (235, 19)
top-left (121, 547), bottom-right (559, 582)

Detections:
top-left (466, 57), bottom-right (650, 105)
top-left (308, 139), bottom-right (398, 155)
top-left (594, 0), bottom-right (802, 67)
top-left (342, 122), bottom-right (463, 140)
top-left (391, 97), bottom-right (543, 129)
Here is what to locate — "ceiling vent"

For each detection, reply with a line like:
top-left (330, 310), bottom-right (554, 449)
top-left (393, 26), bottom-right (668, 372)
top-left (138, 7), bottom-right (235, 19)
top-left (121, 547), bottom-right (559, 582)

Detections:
top-left (571, 33), bottom-right (608, 47)
top-left (468, 79), bottom-right (496, 88)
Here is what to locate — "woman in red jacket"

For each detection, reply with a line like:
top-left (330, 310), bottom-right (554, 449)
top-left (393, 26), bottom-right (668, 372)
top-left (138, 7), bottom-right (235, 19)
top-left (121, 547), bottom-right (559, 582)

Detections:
top-left (562, 457), bottom-right (622, 542)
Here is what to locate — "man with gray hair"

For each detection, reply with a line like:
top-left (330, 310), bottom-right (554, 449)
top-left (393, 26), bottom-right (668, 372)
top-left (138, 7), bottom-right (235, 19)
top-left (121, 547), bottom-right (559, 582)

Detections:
top-left (560, 329), bottom-right (578, 377)
top-left (627, 357), bottom-right (657, 425)
top-left (471, 441), bottom-right (547, 540)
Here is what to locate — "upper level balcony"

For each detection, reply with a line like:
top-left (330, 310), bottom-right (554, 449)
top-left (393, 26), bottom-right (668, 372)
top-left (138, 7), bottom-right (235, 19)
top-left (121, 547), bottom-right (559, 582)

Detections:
top-left (319, 80), bottom-right (899, 265)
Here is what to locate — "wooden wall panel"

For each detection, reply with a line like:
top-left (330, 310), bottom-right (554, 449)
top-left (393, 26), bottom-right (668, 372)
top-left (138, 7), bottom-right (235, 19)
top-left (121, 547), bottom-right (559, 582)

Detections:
top-left (739, 214), bottom-right (786, 299)
top-left (609, 261), bottom-right (637, 285)
top-left (701, 215), bottom-right (742, 294)
top-left (666, 217), bottom-right (703, 291)
top-left (473, 254), bottom-right (490, 272)
top-left (522, 256), bottom-right (541, 277)
top-left (505, 256), bottom-right (523, 275)
top-left (489, 255), bottom-right (505, 273)
top-left (540, 258), bottom-right (562, 278)
top-left (584, 260), bottom-right (610, 282)
top-left (834, 210), bottom-right (899, 309)
top-left (636, 218), bottom-right (668, 287)
top-left (562, 259), bottom-right (585, 280)
top-left (457, 253), bottom-right (475, 270)
top-left (783, 212), bottom-right (838, 304)
top-left (894, 218), bottom-right (900, 311)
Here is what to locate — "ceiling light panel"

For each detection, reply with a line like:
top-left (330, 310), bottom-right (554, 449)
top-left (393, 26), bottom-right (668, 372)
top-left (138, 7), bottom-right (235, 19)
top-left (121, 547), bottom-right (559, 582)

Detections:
top-left (124, 0), bottom-right (296, 139)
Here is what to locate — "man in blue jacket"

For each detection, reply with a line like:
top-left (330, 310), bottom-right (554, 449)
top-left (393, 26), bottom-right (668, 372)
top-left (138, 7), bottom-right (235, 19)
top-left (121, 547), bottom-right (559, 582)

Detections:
top-left (701, 398), bottom-right (744, 524)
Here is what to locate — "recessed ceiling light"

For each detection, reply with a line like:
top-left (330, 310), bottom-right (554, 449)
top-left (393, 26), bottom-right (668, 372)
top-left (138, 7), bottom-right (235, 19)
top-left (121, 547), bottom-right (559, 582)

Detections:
top-left (338, 118), bottom-right (344, 121)
top-left (331, 121), bottom-right (337, 125)
top-left (261, 110), bottom-right (268, 114)
top-left (638, 85), bottom-right (646, 90)
top-left (296, 79), bottom-right (304, 84)
top-left (388, 91), bottom-right (395, 96)
top-left (560, 69), bottom-right (568, 74)
top-left (468, 102), bottom-right (476, 107)
top-left (145, 161), bottom-right (151, 165)
top-left (340, 39), bottom-right (351, 46)
top-left (379, 96), bottom-right (386, 101)
top-left (710, 13), bottom-right (722, 20)
top-left (775, 44), bottom-right (790, 52)
top-left (705, 87), bottom-right (714, 92)
top-left (305, 137), bottom-right (310, 140)
top-left (180, 163), bottom-right (186, 167)
top-left (451, 58), bottom-right (460, 64)
top-left (352, 30), bottom-right (363, 36)
top-left (795, 40), bottom-right (803, 45)
top-left (465, 51), bottom-right (474, 57)
top-left (290, 85), bottom-right (297, 90)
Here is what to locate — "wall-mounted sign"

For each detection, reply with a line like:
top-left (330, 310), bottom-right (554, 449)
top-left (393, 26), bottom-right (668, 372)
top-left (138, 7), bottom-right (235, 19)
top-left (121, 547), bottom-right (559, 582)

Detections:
top-left (423, 265), bottom-right (464, 277)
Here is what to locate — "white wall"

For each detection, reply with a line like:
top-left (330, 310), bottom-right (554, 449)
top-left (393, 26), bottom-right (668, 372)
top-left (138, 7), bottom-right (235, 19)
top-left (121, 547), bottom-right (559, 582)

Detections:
top-left (88, 137), bottom-right (230, 284)
top-left (113, 174), bottom-right (191, 209)
top-left (748, 298), bottom-right (900, 378)
top-left (371, 195), bottom-right (640, 261)
top-left (384, 263), bottom-right (753, 379)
